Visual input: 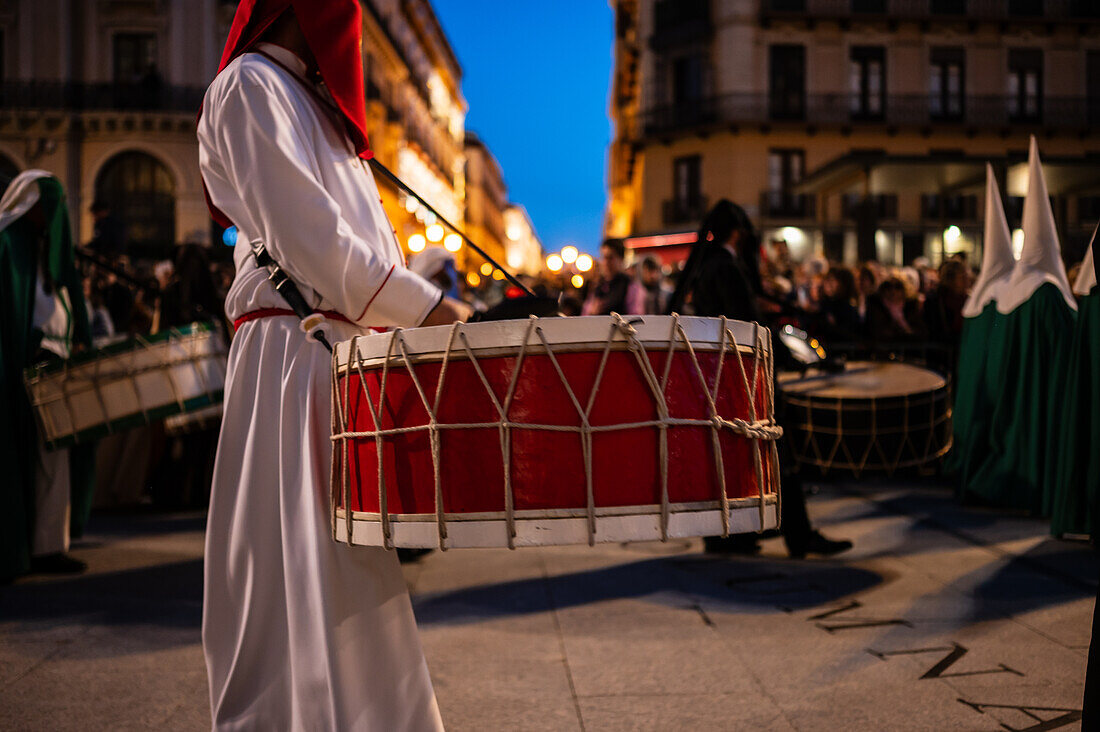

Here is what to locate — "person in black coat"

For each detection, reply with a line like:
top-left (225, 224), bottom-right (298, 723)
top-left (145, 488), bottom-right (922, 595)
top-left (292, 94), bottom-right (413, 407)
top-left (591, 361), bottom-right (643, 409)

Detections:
top-left (669, 199), bottom-right (852, 558)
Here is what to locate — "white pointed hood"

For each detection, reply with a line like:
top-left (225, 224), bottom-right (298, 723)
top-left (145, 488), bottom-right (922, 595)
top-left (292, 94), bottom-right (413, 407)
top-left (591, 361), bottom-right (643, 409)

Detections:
top-left (963, 164), bottom-right (1016, 318)
top-left (0, 169), bottom-right (51, 234)
top-left (1073, 222), bottom-right (1097, 296)
top-left (996, 136), bottom-right (1076, 314)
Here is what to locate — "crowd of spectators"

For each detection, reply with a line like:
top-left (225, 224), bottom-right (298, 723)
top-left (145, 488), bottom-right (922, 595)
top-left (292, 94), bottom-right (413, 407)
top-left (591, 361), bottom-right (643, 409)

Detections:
top-left (478, 238), bottom-right (978, 366)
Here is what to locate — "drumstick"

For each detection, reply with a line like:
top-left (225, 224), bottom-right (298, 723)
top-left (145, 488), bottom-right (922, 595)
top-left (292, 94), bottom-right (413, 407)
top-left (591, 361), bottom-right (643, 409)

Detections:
top-left (367, 157), bottom-right (535, 298)
top-left (75, 247), bottom-right (159, 295)
top-left (249, 239), bottom-right (334, 353)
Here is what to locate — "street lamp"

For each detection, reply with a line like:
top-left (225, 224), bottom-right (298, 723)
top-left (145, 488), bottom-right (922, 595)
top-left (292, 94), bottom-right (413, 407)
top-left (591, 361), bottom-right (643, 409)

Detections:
top-left (546, 254), bottom-right (564, 272)
top-left (443, 233), bottom-right (462, 252)
top-left (575, 254), bottom-right (593, 272)
top-left (408, 233), bottom-right (426, 252)
top-left (561, 245), bottom-right (579, 264)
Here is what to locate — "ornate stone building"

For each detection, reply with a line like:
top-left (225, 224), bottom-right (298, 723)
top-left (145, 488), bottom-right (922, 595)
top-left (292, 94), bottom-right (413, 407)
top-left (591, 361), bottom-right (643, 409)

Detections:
top-left (608, 0), bottom-right (1100, 266)
top-left (0, 0), bottom-right (535, 267)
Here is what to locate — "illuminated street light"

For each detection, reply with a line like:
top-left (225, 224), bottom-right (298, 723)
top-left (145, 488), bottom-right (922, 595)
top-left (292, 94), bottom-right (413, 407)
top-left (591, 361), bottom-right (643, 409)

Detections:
top-left (408, 233), bottom-right (426, 252)
top-left (546, 254), bottom-right (564, 272)
top-left (576, 254), bottom-right (593, 272)
top-left (492, 269), bottom-right (505, 281)
top-left (443, 233), bottom-right (462, 252)
top-left (944, 225), bottom-right (961, 245)
top-left (427, 223), bottom-right (445, 242)
top-left (404, 196), bottom-right (419, 214)
top-left (571, 274), bottom-right (584, 289)
top-left (480, 262), bottom-right (493, 276)
top-left (466, 272), bottom-right (481, 287)
top-left (561, 245), bottom-right (579, 264)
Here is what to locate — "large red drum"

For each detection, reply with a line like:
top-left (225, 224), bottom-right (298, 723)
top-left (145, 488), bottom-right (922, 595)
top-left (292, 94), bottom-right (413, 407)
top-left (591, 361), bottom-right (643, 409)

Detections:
top-left (330, 314), bottom-right (781, 549)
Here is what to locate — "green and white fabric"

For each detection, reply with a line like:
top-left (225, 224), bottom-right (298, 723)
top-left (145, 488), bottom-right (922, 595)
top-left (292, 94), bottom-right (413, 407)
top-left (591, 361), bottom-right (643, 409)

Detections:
top-left (0, 171), bottom-right (95, 579)
top-left (1049, 228), bottom-right (1098, 537)
top-left (948, 165), bottom-right (1015, 493)
top-left (963, 138), bottom-right (1077, 512)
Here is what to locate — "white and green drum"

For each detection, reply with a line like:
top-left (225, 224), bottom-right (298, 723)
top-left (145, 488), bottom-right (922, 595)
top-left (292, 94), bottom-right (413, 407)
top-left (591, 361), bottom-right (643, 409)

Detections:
top-left (23, 322), bottom-right (227, 450)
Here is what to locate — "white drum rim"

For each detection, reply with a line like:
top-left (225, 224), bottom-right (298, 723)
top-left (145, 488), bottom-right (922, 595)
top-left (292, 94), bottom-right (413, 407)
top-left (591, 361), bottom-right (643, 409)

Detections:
top-left (335, 501), bottom-right (778, 549)
top-left (334, 314), bottom-right (769, 371)
top-left (23, 322), bottom-right (228, 450)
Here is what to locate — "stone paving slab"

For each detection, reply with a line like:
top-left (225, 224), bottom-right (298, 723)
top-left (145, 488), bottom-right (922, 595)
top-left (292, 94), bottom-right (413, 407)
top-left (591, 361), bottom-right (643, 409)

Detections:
top-left (0, 483), bottom-right (1094, 731)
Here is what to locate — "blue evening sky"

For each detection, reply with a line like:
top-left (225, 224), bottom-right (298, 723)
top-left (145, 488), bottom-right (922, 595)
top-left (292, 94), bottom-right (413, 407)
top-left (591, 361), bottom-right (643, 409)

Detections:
top-left (432, 1), bottom-right (613, 256)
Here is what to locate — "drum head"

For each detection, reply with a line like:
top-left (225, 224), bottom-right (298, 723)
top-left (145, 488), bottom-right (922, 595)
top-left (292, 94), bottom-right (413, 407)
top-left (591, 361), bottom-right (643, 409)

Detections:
top-left (778, 361), bottom-right (945, 399)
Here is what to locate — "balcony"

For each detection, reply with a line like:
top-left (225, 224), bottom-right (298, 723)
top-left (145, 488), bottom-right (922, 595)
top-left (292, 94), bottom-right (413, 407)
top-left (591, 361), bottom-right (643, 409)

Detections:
top-left (662, 196), bottom-right (709, 226)
top-left (650, 0), bottom-right (712, 51)
top-left (760, 191), bottom-right (816, 220)
top-left (639, 93), bottom-right (1095, 136)
top-left (0, 81), bottom-right (205, 113)
top-left (759, 0), bottom-right (1100, 22)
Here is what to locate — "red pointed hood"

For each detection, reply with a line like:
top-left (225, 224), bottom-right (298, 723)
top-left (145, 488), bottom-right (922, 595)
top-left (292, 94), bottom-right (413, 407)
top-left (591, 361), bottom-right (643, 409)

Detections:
top-left (219, 0), bottom-right (372, 158)
top-left (203, 0), bottom-right (372, 226)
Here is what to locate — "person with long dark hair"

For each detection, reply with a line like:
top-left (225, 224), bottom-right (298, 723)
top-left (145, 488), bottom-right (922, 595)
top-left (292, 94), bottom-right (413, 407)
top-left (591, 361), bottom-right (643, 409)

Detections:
top-left (670, 199), bottom-right (852, 558)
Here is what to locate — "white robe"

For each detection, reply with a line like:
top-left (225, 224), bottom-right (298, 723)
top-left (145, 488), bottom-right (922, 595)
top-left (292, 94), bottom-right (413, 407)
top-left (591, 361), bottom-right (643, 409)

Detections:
top-left (198, 45), bottom-right (444, 731)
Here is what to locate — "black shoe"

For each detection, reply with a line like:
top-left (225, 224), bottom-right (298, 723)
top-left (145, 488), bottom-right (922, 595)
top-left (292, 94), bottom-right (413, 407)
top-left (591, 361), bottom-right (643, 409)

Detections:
top-left (29, 553), bottom-right (87, 575)
top-left (396, 548), bottom-right (433, 564)
top-left (703, 534), bottom-right (762, 555)
top-left (785, 530), bottom-right (852, 559)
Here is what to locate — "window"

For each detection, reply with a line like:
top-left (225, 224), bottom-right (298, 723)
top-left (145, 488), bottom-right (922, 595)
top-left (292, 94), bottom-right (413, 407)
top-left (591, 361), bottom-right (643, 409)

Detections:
top-left (665, 155), bottom-right (705, 224)
top-left (1088, 51), bottom-right (1100, 125)
top-left (921, 194), bottom-right (978, 221)
top-left (95, 151), bottom-right (176, 259)
top-left (673, 155), bottom-right (702, 210)
top-left (929, 48), bottom-right (964, 121)
top-left (930, 0), bottom-right (966, 12)
top-left (764, 149), bottom-right (811, 217)
top-left (1079, 196), bottom-right (1100, 225)
top-left (769, 45), bottom-right (805, 121)
top-left (1008, 49), bottom-right (1042, 122)
top-left (843, 193), bottom-right (897, 220)
top-left (672, 54), bottom-right (706, 105)
top-left (850, 47), bottom-right (885, 120)
top-left (1008, 0), bottom-right (1043, 15)
top-left (113, 33), bottom-right (157, 83)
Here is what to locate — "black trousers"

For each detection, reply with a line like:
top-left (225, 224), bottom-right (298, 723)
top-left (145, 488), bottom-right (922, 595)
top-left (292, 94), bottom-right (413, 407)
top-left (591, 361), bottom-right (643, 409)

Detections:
top-left (778, 468), bottom-right (812, 541)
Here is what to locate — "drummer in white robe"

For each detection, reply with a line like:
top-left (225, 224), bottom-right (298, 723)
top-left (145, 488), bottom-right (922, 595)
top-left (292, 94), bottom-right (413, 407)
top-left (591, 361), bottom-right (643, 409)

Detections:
top-left (197, 1), bottom-right (469, 728)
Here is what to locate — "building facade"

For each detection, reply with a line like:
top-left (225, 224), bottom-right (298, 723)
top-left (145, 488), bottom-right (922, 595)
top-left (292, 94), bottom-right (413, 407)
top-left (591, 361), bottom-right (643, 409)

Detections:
top-left (461, 131), bottom-right (507, 270)
top-left (0, 0), bottom-right (230, 258)
top-left (607, 0), bottom-right (1100, 266)
top-left (503, 204), bottom-right (544, 275)
top-left (0, 0), bottom-right (533, 267)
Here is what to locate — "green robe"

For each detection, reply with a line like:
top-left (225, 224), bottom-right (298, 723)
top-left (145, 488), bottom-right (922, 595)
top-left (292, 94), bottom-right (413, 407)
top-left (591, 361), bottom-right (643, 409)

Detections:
top-left (948, 303), bottom-right (1006, 491)
top-left (0, 177), bottom-right (94, 580)
top-left (1049, 288), bottom-right (1100, 537)
top-left (963, 284), bottom-right (1076, 512)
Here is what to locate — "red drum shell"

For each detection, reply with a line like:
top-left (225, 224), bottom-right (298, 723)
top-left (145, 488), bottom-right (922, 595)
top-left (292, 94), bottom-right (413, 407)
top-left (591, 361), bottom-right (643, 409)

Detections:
top-left (336, 348), bottom-right (775, 517)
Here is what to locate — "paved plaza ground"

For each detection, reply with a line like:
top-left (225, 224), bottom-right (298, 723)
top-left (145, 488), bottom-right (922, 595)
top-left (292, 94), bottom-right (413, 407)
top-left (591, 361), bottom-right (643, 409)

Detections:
top-left (0, 481), bottom-right (1095, 730)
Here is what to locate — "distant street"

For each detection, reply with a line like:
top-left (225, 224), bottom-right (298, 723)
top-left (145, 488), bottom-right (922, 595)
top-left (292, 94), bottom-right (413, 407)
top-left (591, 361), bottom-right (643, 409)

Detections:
top-left (1, 482), bottom-right (1094, 731)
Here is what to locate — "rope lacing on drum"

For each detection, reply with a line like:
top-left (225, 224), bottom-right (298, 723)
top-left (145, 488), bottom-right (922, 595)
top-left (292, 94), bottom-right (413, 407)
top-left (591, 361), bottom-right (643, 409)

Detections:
top-left (330, 314), bottom-right (783, 550)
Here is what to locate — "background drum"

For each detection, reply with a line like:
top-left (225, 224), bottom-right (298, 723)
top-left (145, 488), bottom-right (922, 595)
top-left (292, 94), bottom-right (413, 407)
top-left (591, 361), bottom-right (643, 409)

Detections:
top-left (24, 322), bottom-right (227, 450)
top-left (331, 314), bottom-right (782, 549)
top-left (778, 361), bottom-right (952, 478)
